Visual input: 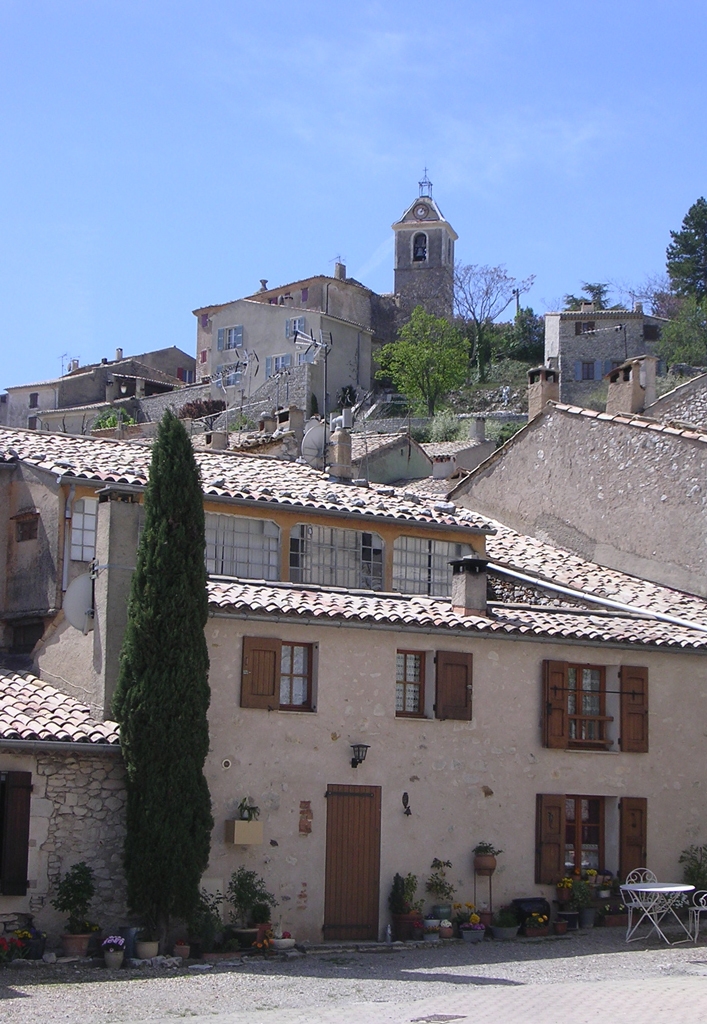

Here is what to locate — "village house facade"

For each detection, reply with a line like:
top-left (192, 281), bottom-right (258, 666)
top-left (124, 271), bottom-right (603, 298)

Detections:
top-left (2, 424), bottom-right (707, 943)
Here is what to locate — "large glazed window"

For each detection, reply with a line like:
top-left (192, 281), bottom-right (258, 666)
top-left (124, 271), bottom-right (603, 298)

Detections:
top-left (70, 497), bottom-right (98, 561)
top-left (289, 524), bottom-right (383, 590)
top-left (205, 514), bottom-right (280, 580)
top-left (392, 536), bottom-right (472, 596)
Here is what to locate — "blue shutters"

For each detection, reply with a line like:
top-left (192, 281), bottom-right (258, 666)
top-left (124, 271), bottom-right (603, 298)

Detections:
top-left (217, 329), bottom-right (224, 351)
top-left (595, 360), bottom-right (602, 381)
top-left (266, 356), bottom-right (272, 378)
top-left (574, 360), bottom-right (582, 381)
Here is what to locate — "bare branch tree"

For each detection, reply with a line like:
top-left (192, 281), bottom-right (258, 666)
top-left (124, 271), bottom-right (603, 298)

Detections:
top-left (454, 263), bottom-right (535, 380)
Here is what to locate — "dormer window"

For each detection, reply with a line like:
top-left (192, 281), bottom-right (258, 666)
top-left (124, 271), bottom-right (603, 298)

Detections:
top-left (413, 233), bottom-right (427, 262)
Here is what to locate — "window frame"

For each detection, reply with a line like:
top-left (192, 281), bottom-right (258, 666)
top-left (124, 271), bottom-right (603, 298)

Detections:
top-left (205, 513), bottom-right (280, 581)
top-left (289, 524), bottom-right (384, 591)
top-left (279, 642), bottom-right (314, 711)
top-left (392, 536), bottom-right (472, 597)
top-left (0, 771), bottom-right (32, 895)
top-left (581, 361), bottom-right (595, 380)
top-left (574, 321), bottom-right (596, 335)
top-left (567, 664), bottom-right (608, 747)
top-left (412, 232), bottom-right (428, 262)
top-left (14, 514), bottom-right (39, 542)
top-left (564, 794), bottom-right (605, 875)
top-left (395, 650), bottom-right (426, 718)
top-left (285, 316), bottom-right (306, 339)
top-left (240, 636), bottom-right (316, 713)
top-left (70, 497), bottom-right (98, 562)
top-left (217, 325), bottom-right (243, 351)
top-left (28, 393), bottom-right (39, 409)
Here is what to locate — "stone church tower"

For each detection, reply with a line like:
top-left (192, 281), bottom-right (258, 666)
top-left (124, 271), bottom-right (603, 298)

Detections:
top-left (392, 172), bottom-right (458, 323)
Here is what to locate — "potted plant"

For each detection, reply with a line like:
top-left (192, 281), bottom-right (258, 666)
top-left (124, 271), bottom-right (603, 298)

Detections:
top-left (102, 935), bottom-right (126, 969)
top-left (490, 907), bottom-right (519, 940)
top-left (173, 939), bottom-right (190, 958)
top-left (226, 867), bottom-right (277, 946)
top-left (556, 876), bottom-right (574, 903)
top-left (135, 923), bottom-right (159, 960)
top-left (51, 862), bottom-right (97, 957)
top-left (252, 902), bottom-right (273, 943)
top-left (597, 902), bottom-right (628, 927)
top-left (426, 858), bottom-right (456, 920)
top-left (553, 918), bottom-right (568, 935)
top-left (523, 911), bottom-right (550, 937)
top-left (389, 873), bottom-right (423, 941)
top-left (473, 842), bottom-right (502, 877)
top-left (459, 913), bottom-right (486, 943)
top-left (439, 918), bottom-right (453, 939)
top-left (187, 888), bottom-right (224, 956)
top-left (13, 925), bottom-right (46, 960)
top-left (423, 922), bottom-right (440, 943)
top-left (571, 879), bottom-right (595, 928)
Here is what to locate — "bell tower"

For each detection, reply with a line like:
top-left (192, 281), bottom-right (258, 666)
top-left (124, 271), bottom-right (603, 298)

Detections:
top-left (392, 172), bottom-right (458, 322)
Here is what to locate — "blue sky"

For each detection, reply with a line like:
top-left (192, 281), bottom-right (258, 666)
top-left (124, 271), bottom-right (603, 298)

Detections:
top-left (1, 0), bottom-right (705, 388)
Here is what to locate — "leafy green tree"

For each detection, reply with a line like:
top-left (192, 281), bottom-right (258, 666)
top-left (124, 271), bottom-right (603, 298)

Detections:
top-left (666, 197), bottom-right (707, 300)
top-left (563, 283), bottom-right (611, 310)
top-left (656, 296), bottom-right (707, 366)
top-left (494, 307), bottom-right (545, 363)
top-left (113, 409), bottom-right (213, 951)
top-left (376, 306), bottom-right (467, 416)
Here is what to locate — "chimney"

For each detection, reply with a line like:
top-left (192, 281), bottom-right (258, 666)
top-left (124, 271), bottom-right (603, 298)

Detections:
top-left (580, 301), bottom-right (595, 313)
top-left (527, 366), bottom-right (559, 420)
top-left (449, 554), bottom-right (489, 617)
top-left (472, 416), bottom-right (486, 442)
top-left (606, 356), bottom-right (657, 415)
top-left (204, 430), bottom-right (229, 450)
top-left (287, 404), bottom-right (305, 443)
top-left (259, 413), bottom-right (277, 434)
top-left (633, 300), bottom-right (643, 313)
top-left (115, 347), bottom-right (123, 361)
top-left (328, 426), bottom-right (353, 482)
top-left (334, 262), bottom-right (347, 281)
top-left (259, 279), bottom-right (268, 291)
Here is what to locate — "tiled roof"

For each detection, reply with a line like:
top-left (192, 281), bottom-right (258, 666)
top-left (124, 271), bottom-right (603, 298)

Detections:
top-left (551, 403), bottom-right (707, 442)
top-left (350, 433), bottom-right (426, 462)
top-left (421, 440), bottom-right (481, 457)
top-left (0, 426), bottom-right (492, 533)
top-left (207, 579), bottom-right (707, 649)
top-left (0, 672), bottom-right (120, 745)
top-left (393, 474), bottom-right (470, 498)
top-left (485, 518), bottom-right (707, 627)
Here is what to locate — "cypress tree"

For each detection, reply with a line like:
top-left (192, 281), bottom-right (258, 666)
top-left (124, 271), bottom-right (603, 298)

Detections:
top-left (113, 410), bottom-right (213, 949)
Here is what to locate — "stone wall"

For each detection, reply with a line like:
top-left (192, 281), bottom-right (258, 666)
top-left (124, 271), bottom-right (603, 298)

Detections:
top-left (0, 748), bottom-right (127, 940)
top-left (646, 373), bottom-right (707, 428)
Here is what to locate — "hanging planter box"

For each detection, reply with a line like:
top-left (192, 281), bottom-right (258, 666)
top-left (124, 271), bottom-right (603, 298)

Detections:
top-left (225, 820), bottom-right (264, 845)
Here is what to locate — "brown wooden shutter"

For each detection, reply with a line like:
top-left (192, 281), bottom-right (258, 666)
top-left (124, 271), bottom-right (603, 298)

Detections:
top-left (1, 771), bottom-right (32, 896)
top-left (535, 793), bottom-right (566, 884)
top-left (620, 666), bottom-right (648, 752)
top-left (542, 661), bottom-right (568, 748)
top-left (240, 637), bottom-right (281, 709)
top-left (620, 797), bottom-right (647, 880)
top-left (435, 651), bottom-right (473, 721)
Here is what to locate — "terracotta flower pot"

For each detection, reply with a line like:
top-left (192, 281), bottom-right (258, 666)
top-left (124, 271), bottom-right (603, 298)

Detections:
top-left (439, 925), bottom-right (453, 939)
top-left (556, 887), bottom-right (572, 903)
top-left (473, 855), bottom-right (497, 877)
top-left (173, 943), bottom-right (190, 958)
top-left (523, 926), bottom-right (549, 937)
top-left (60, 933), bottom-right (92, 957)
top-left (553, 920), bottom-right (568, 935)
top-left (391, 912), bottom-right (421, 942)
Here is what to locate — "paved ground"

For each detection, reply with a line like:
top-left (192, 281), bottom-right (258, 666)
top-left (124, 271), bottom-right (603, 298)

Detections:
top-left (3, 928), bottom-right (707, 1024)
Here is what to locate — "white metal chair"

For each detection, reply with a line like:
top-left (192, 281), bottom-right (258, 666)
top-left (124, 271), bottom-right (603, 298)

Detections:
top-left (625, 868), bottom-right (658, 884)
top-left (689, 890), bottom-right (707, 942)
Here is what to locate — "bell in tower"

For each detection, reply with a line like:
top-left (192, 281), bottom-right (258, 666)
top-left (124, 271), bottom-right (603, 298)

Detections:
top-left (392, 171), bottom-right (458, 323)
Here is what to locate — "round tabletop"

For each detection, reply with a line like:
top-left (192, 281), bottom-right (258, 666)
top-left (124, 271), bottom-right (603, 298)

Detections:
top-left (622, 882), bottom-right (695, 892)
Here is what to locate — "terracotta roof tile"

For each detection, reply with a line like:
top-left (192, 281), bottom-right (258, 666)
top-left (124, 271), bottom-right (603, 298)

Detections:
top-left (207, 579), bottom-right (707, 649)
top-left (0, 426), bottom-right (492, 533)
top-left (421, 440), bottom-right (482, 457)
top-left (0, 672), bottom-right (120, 745)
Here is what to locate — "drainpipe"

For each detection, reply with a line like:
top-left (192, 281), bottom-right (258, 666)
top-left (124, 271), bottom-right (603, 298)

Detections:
top-left (61, 485), bottom-right (76, 592)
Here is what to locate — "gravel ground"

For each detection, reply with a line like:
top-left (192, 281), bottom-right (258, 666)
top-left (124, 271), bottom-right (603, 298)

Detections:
top-left (3, 928), bottom-right (707, 1024)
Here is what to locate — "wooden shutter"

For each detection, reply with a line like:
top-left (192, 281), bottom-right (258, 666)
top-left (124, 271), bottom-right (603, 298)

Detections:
top-left (620, 797), bottom-right (647, 880)
top-left (535, 793), bottom-right (566, 884)
top-left (574, 360), bottom-right (582, 380)
top-left (324, 784), bottom-right (381, 940)
top-left (594, 360), bottom-right (602, 381)
top-left (217, 328), bottom-right (224, 351)
top-left (241, 637), bottom-right (281, 710)
top-left (542, 660), bottom-right (568, 748)
top-left (620, 666), bottom-right (648, 752)
top-left (1, 771), bottom-right (32, 896)
top-left (435, 651), bottom-right (473, 721)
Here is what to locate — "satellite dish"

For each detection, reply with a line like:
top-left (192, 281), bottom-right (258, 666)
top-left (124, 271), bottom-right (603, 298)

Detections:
top-left (301, 421), bottom-right (326, 468)
top-left (63, 573), bottom-right (94, 633)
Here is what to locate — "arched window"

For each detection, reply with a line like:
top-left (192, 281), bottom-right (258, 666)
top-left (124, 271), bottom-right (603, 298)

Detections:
top-left (413, 233), bottom-right (427, 262)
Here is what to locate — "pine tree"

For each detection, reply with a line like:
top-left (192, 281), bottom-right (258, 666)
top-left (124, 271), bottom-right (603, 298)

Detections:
top-left (667, 197), bottom-right (707, 300)
top-left (113, 410), bottom-right (213, 949)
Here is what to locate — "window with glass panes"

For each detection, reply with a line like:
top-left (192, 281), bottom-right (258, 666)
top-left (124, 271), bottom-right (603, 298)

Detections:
top-left (205, 514), bottom-right (280, 580)
top-left (396, 651), bottom-right (424, 716)
top-left (392, 536), bottom-right (472, 596)
top-left (567, 665), bottom-right (607, 747)
top-left (70, 498), bottom-right (98, 561)
top-left (289, 524), bottom-right (383, 590)
top-left (279, 643), bottom-right (312, 709)
top-left (564, 796), bottom-right (603, 874)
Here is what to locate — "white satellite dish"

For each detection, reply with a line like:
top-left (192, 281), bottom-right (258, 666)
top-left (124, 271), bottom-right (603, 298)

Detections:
top-left (63, 573), bottom-right (94, 633)
top-left (301, 421), bottom-right (326, 468)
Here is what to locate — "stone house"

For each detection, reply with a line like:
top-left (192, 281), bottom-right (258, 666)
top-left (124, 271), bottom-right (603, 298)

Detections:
top-left (3, 424), bottom-right (707, 942)
top-left (644, 371), bottom-right (707, 428)
top-left (544, 303), bottom-right (667, 406)
top-left (0, 670), bottom-right (124, 939)
top-left (350, 432), bottom-right (432, 484)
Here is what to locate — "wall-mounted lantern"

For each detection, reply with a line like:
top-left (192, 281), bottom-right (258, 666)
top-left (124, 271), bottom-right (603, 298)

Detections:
top-left (350, 743), bottom-right (370, 768)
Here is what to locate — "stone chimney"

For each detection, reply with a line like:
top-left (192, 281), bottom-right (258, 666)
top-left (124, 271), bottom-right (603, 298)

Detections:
top-left (259, 279), bottom-right (268, 291)
top-left (334, 262), bottom-right (347, 281)
top-left (449, 554), bottom-right (489, 617)
top-left (580, 301), bottom-right (595, 313)
top-left (633, 300), bottom-right (643, 313)
top-left (204, 430), bottom-right (229, 450)
top-left (115, 347), bottom-right (123, 361)
top-left (472, 416), bottom-right (486, 442)
top-left (328, 426), bottom-right (353, 482)
top-left (527, 366), bottom-right (559, 420)
top-left (259, 413), bottom-right (277, 434)
top-left (606, 356), bottom-right (657, 415)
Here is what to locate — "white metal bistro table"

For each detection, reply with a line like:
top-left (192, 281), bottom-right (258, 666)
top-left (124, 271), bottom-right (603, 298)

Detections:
top-left (621, 882), bottom-right (695, 944)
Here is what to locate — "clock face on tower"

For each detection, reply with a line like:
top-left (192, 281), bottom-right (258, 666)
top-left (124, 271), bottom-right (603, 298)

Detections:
top-left (414, 204), bottom-right (429, 220)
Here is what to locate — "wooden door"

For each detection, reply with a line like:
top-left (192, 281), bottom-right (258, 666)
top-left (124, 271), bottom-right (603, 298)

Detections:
top-left (620, 797), bottom-right (647, 880)
top-left (323, 784), bottom-right (381, 940)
